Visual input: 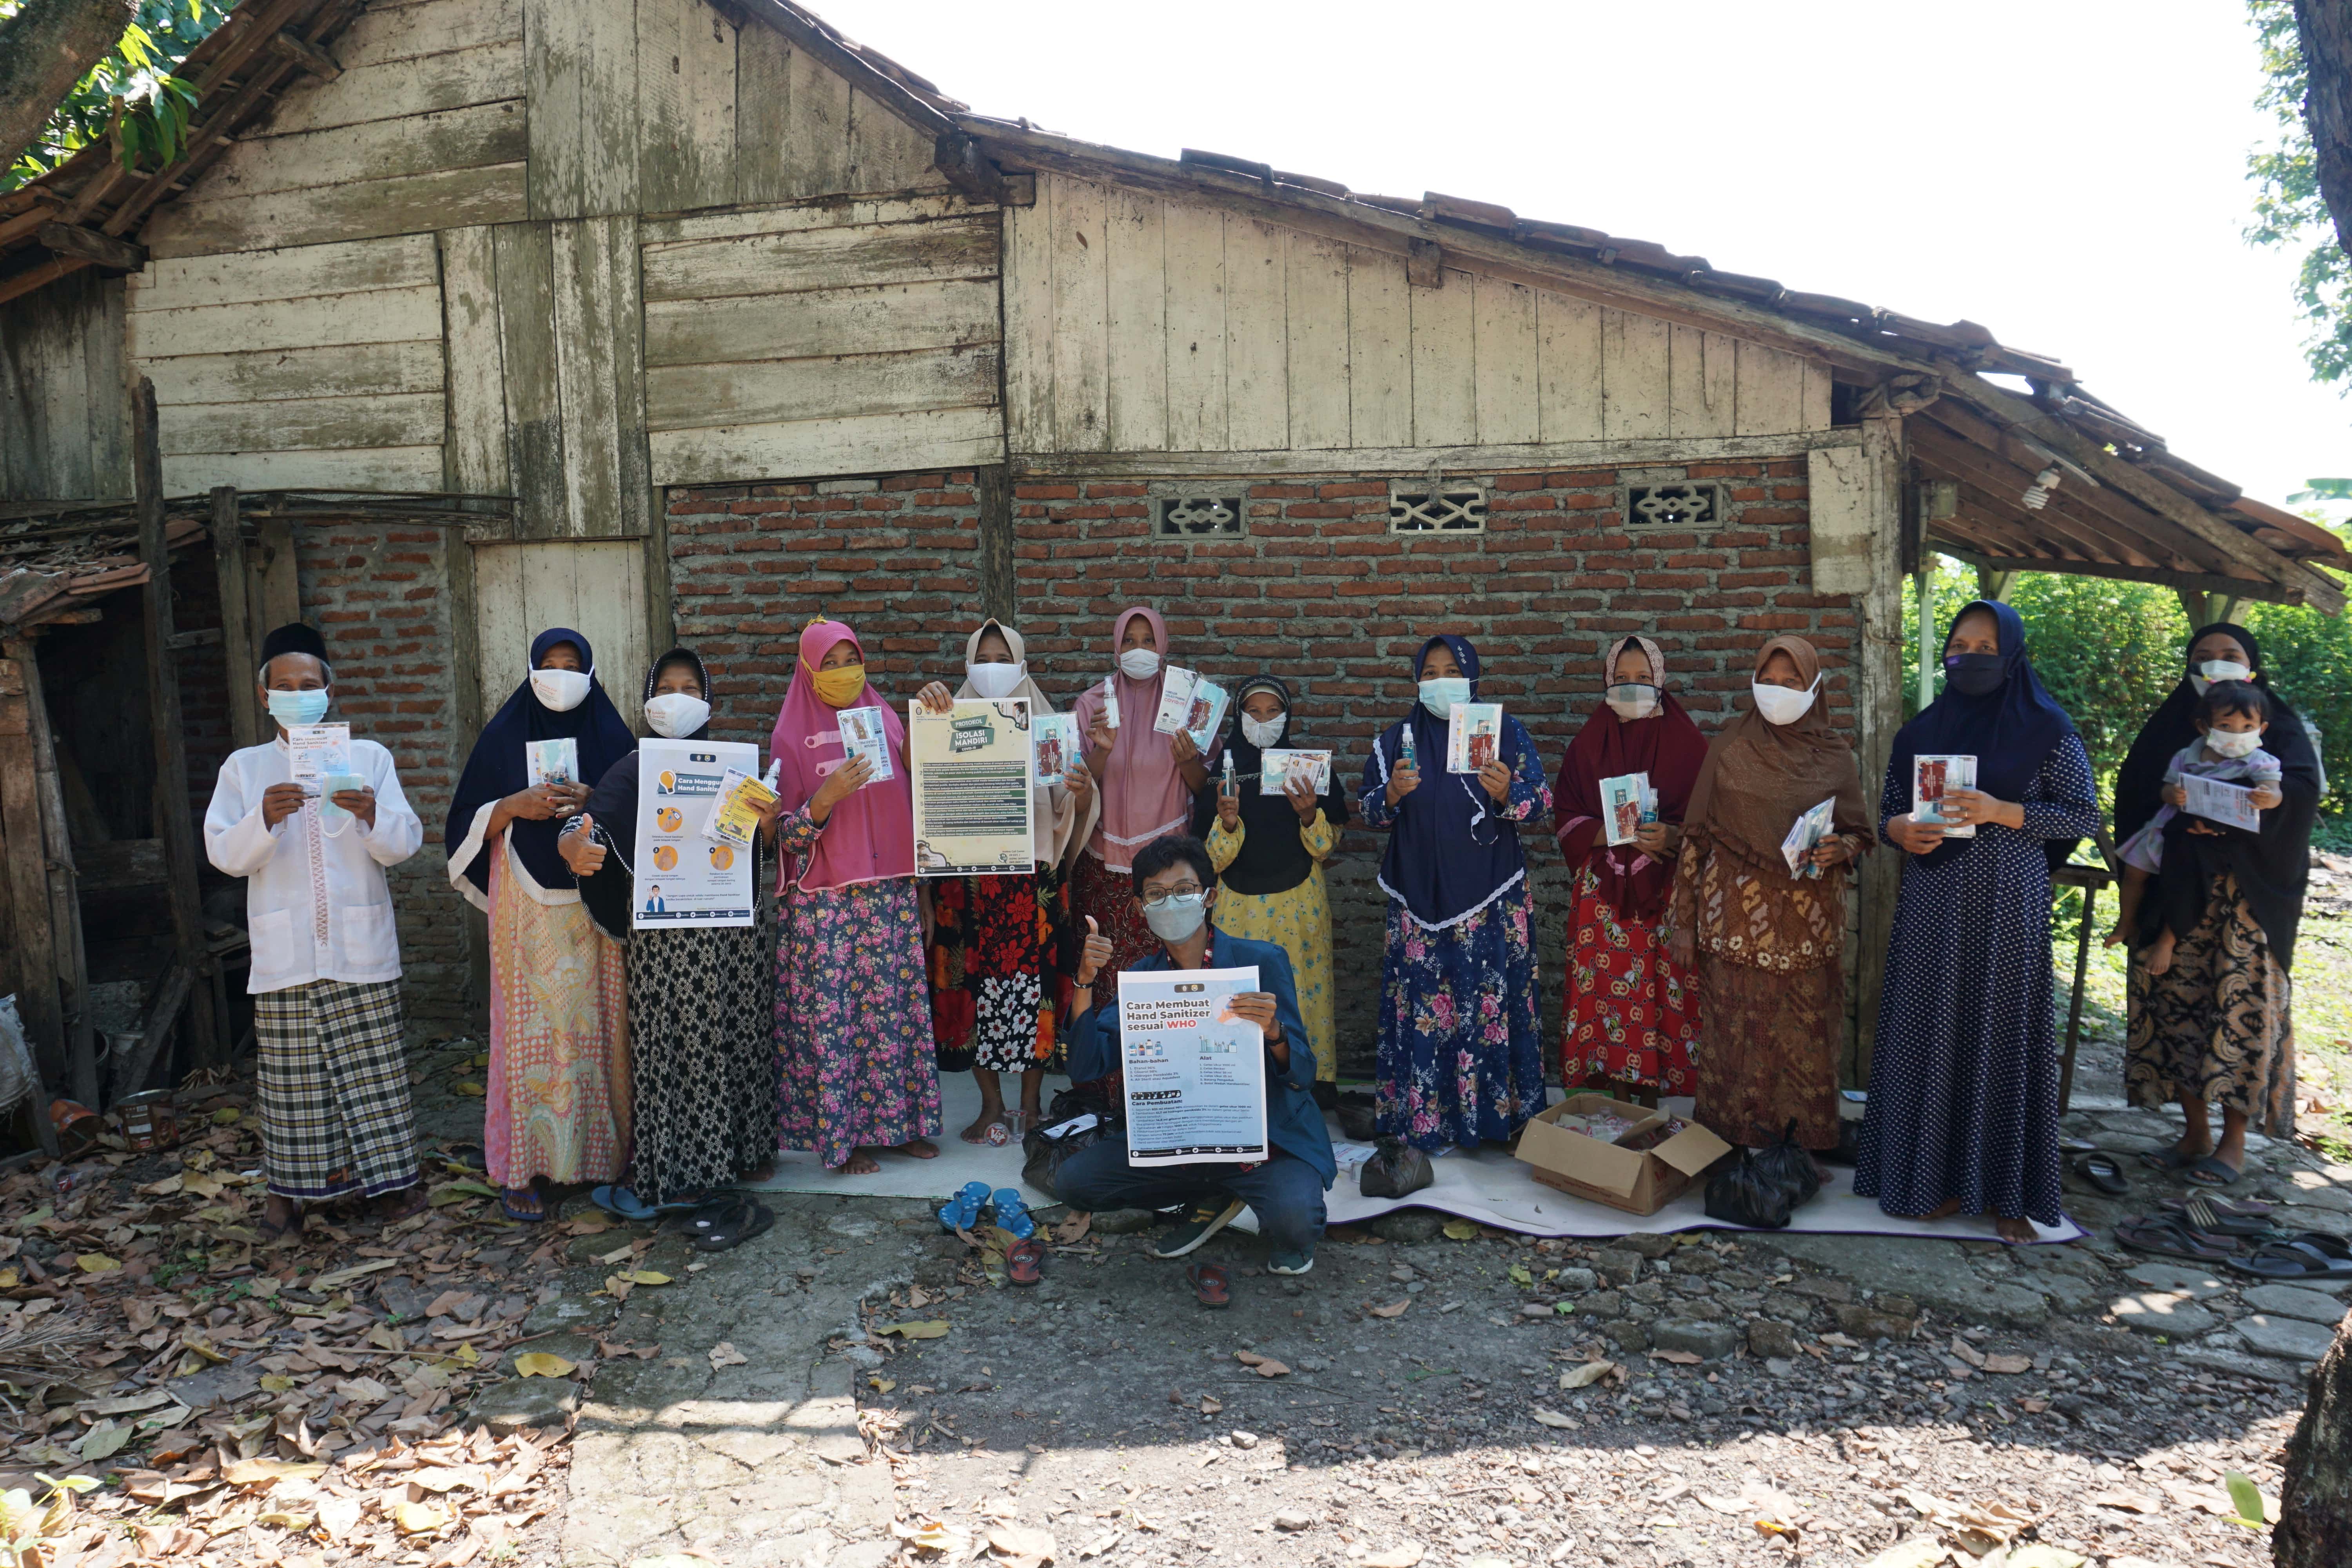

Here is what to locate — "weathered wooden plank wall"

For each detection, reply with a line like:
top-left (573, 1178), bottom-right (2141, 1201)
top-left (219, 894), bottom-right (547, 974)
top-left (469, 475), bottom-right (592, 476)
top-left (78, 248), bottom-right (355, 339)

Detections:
top-left (528, 0), bottom-right (945, 223)
top-left (1005, 173), bottom-right (1837, 459)
top-left (0, 269), bottom-right (129, 500)
top-left (143, 0), bottom-right (530, 261)
top-left (640, 195), bottom-right (1003, 484)
top-left (126, 233), bottom-right (448, 494)
top-left (472, 539), bottom-right (649, 715)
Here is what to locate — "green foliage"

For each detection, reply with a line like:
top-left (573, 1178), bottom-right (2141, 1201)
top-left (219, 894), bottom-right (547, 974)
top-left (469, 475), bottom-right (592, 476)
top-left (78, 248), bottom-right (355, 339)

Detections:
top-left (2, 0), bottom-right (230, 192)
top-left (1900, 554), bottom-right (2352, 818)
top-left (2245, 0), bottom-right (2352, 385)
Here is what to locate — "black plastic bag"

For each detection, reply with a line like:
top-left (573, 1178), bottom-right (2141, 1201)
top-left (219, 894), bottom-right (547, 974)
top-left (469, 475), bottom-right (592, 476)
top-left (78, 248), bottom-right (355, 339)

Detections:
top-left (1748, 1118), bottom-right (1824, 1210)
top-left (1336, 1090), bottom-right (1379, 1143)
top-left (1359, 1136), bottom-right (1433, 1200)
top-left (1021, 1084), bottom-right (1121, 1200)
top-left (1703, 1149), bottom-right (1794, 1229)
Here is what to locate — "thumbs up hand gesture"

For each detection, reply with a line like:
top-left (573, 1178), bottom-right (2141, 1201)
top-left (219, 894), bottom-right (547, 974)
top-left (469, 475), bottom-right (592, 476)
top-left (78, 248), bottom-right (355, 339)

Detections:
top-left (1075, 914), bottom-right (1112, 988)
top-left (559, 813), bottom-right (607, 876)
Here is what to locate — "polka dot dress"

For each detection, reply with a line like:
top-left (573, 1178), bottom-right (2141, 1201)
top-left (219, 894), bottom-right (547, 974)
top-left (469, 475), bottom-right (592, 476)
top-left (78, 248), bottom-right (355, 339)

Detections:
top-left (1852, 734), bottom-right (2099, 1229)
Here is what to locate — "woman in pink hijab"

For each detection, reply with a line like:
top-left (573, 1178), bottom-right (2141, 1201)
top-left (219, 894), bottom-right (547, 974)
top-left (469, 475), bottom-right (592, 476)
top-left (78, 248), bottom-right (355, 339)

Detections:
top-left (770, 619), bottom-right (942, 1174)
top-left (1069, 606), bottom-right (1214, 995)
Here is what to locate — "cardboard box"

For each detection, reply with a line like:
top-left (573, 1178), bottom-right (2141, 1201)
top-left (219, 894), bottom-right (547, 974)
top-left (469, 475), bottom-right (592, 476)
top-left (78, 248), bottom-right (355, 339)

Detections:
top-left (1513, 1093), bottom-right (1733, 1216)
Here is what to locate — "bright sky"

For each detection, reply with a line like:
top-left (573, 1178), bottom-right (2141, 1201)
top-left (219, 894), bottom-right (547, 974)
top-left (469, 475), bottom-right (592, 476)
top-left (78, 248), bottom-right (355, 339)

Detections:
top-left (815, 0), bottom-right (2349, 514)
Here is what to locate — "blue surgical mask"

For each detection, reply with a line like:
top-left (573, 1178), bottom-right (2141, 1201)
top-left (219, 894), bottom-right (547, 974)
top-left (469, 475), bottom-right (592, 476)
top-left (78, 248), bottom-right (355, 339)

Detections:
top-left (1418, 677), bottom-right (1470, 717)
top-left (268, 688), bottom-right (330, 727)
top-left (1142, 892), bottom-right (1209, 942)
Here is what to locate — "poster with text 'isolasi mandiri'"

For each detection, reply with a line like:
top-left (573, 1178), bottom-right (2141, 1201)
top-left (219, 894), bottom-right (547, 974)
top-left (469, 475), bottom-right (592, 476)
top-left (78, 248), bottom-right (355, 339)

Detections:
top-left (633, 738), bottom-right (758, 929)
top-left (909, 698), bottom-right (1035, 876)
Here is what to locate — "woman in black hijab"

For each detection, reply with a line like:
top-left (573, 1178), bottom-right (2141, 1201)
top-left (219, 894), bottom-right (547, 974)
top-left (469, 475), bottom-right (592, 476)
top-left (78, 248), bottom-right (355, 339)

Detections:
top-left (2118, 623), bottom-right (2321, 1183)
top-left (1193, 676), bottom-right (1349, 1099)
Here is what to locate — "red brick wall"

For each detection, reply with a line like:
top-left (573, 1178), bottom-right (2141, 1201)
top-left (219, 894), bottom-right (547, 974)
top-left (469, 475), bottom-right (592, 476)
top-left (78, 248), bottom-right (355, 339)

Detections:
top-left (667, 459), bottom-right (1853, 1075)
top-left (668, 472), bottom-right (989, 741)
top-left (296, 526), bottom-right (470, 1023)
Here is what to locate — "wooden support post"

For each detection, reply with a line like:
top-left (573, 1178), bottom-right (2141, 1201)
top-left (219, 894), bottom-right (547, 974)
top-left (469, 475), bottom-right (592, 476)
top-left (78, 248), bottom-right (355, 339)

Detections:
top-left (210, 487), bottom-right (261, 748)
top-left (133, 376), bottom-right (226, 1073)
top-left (0, 657), bottom-right (61, 1087)
top-left (1848, 408), bottom-right (1908, 1088)
top-left (1914, 566), bottom-right (1934, 713)
top-left (977, 465), bottom-right (1015, 625)
top-left (4, 640), bottom-right (96, 1107)
top-left (255, 515), bottom-right (301, 632)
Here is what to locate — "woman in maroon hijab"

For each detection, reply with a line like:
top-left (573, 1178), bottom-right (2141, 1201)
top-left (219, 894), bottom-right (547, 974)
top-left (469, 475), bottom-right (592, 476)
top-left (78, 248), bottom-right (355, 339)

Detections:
top-left (1552, 636), bottom-right (1711, 1102)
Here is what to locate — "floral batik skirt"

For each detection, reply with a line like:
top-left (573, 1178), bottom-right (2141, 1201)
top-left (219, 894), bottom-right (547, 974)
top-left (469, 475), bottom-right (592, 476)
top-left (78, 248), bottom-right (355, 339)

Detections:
top-left (775, 877), bottom-right (942, 1169)
top-left (1375, 882), bottom-right (1544, 1150)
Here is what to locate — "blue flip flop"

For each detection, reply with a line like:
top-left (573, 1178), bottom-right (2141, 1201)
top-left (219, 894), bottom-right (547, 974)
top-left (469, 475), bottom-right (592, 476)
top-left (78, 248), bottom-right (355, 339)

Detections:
top-left (590, 1184), bottom-right (699, 1221)
top-left (993, 1187), bottom-right (1036, 1240)
top-left (938, 1179), bottom-right (992, 1232)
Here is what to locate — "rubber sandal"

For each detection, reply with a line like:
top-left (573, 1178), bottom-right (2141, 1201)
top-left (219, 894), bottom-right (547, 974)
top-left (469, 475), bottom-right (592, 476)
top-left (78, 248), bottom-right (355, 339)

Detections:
top-left (2184, 1156), bottom-right (2242, 1188)
top-left (2227, 1238), bottom-right (2352, 1281)
top-left (590, 1184), bottom-right (697, 1221)
top-left (693, 1196), bottom-right (774, 1253)
top-left (938, 1179), bottom-right (991, 1232)
top-left (500, 1187), bottom-right (549, 1224)
top-left (2115, 1217), bottom-right (2240, 1260)
top-left (1186, 1261), bottom-right (1231, 1309)
top-left (2161, 1194), bottom-right (2273, 1218)
top-left (993, 1187), bottom-right (1037, 1240)
top-left (258, 1211), bottom-right (303, 1240)
top-left (2138, 1147), bottom-right (2200, 1173)
top-left (1007, 1237), bottom-right (1045, 1286)
top-left (2181, 1194), bottom-right (2274, 1236)
top-left (2058, 1136), bottom-right (2099, 1157)
top-left (687, 1192), bottom-right (746, 1239)
top-left (2072, 1154), bottom-right (2128, 1196)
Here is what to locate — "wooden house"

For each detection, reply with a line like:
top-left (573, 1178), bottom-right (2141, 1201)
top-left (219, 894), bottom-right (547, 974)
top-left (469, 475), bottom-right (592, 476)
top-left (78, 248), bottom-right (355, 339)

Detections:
top-left (2, 0), bottom-right (2343, 1093)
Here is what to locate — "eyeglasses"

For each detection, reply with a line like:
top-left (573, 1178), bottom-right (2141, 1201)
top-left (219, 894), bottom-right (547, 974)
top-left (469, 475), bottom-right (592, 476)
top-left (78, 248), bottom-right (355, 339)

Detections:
top-left (1139, 882), bottom-right (1204, 908)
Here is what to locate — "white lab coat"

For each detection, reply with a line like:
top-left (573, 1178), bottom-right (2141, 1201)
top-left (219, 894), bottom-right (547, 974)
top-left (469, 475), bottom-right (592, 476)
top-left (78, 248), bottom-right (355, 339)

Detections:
top-left (203, 736), bottom-right (424, 994)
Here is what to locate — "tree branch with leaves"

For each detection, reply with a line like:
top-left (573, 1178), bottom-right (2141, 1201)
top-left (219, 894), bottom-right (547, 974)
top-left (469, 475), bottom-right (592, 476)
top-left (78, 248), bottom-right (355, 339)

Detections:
top-left (0, 0), bottom-right (228, 193)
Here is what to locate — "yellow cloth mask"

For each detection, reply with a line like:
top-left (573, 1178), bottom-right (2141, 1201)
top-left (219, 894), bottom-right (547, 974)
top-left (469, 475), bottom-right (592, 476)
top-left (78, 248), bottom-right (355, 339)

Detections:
top-left (805, 659), bottom-right (868, 709)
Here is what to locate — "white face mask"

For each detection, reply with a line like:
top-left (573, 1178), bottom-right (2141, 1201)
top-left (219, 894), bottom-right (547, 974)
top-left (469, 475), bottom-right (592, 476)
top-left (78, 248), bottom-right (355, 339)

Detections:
top-left (1118, 648), bottom-right (1162, 680)
top-left (530, 667), bottom-right (591, 713)
top-left (1604, 683), bottom-right (1659, 721)
top-left (2204, 727), bottom-right (2263, 759)
top-left (2190, 659), bottom-right (2252, 694)
top-left (1240, 713), bottom-right (1285, 749)
top-left (643, 692), bottom-right (710, 738)
top-left (967, 661), bottom-right (1025, 699)
top-left (1751, 674), bottom-right (1820, 726)
top-left (1418, 676), bottom-right (1470, 717)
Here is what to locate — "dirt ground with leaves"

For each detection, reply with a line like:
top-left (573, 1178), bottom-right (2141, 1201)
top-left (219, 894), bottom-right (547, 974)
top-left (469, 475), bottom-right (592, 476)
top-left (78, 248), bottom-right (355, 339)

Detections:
top-left (12, 931), bottom-right (2352, 1568)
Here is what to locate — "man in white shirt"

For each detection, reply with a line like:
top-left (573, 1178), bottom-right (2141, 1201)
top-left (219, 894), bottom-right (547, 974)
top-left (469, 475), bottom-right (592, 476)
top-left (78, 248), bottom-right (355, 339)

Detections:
top-left (204, 624), bottom-right (426, 1237)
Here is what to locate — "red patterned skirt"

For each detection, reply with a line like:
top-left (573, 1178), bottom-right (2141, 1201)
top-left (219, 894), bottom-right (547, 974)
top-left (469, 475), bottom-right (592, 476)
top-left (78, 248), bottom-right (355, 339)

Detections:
top-left (1561, 862), bottom-right (1699, 1095)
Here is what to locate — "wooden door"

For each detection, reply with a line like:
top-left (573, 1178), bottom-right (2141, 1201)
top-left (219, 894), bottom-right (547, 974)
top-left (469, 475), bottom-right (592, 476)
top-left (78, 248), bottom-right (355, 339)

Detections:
top-left (470, 539), bottom-right (650, 729)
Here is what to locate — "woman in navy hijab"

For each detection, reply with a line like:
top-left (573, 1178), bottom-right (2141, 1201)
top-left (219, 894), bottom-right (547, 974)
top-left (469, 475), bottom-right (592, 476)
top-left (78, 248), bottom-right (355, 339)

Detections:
top-left (446, 628), bottom-right (638, 1220)
top-left (1854, 601), bottom-right (2100, 1242)
top-left (1357, 635), bottom-right (1552, 1150)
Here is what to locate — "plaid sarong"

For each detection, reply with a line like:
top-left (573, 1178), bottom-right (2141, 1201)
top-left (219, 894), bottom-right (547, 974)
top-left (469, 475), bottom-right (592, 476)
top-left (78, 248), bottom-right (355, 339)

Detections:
top-left (255, 979), bottom-right (418, 1201)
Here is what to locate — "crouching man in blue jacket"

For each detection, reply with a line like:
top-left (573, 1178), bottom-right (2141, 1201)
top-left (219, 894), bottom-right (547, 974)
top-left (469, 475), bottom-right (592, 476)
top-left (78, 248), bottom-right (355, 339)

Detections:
top-left (1058, 833), bottom-right (1335, 1294)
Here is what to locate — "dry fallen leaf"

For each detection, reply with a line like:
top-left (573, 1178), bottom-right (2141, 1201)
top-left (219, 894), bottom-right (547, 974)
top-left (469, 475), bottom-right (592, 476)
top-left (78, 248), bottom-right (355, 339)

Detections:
top-left (1528, 1406), bottom-right (1576, 1429)
top-left (2087, 1490), bottom-right (2162, 1515)
top-left (1651, 1349), bottom-right (1702, 1366)
top-left (877, 1320), bottom-right (950, 1339)
top-left (223, 1458), bottom-right (326, 1486)
top-left (74, 1253), bottom-right (120, 1273)
top-left (392, 1501), bottom-right (450, 1535)
top-left (1234, 1352), bottom-right (1289, 1378)
top-left (1560, 1360), bottom-right (1615, 1390)
top-left (989, 1524), bottom-right (1058, 1559)
top-left (1054, 1212), bottom-right (1092, 1244)
top-left (1198, 1395), bottom-right (1222, 1416)
top-left (1948, 1334), bottom-right (1987, 1369)
top-left (1441, 1220), bottom-right (1479, 1240)
top-left (1368, 1300), bottom-right (1410, 1319)
top-left (708, 1342), bottom-right (748, 1370)
top-left (1860, 1541), bottom-right (1951, 1568)
top-left (511, 1354), bottom-right (575, 1379)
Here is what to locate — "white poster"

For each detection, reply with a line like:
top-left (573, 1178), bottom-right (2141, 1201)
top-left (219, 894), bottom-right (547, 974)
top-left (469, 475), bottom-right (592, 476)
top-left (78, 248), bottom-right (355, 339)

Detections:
top-left (910, 699), bottom-right (1035, 877)
top-left (1116, 966), bottom-right (1269, 1167)
top-left (2182, 774), bottom-right (2262, 831)
top-left (633, 738), bottom-right (759, 929)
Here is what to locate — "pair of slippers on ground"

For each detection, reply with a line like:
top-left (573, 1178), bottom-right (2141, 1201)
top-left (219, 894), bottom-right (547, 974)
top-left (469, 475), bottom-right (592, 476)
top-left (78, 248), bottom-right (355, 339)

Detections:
top-left (586, 1185), bottom-right (774, 1251)
top-left (2067, 1144), bottom-right (2241, 1197)
top-left (2113, 1193), bottom-right (2352, 1279)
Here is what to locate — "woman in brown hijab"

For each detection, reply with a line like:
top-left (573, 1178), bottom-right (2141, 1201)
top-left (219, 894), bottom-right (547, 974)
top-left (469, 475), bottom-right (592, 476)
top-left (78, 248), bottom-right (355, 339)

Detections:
top-left (1667, 636), bottom-right (1873, 1149)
